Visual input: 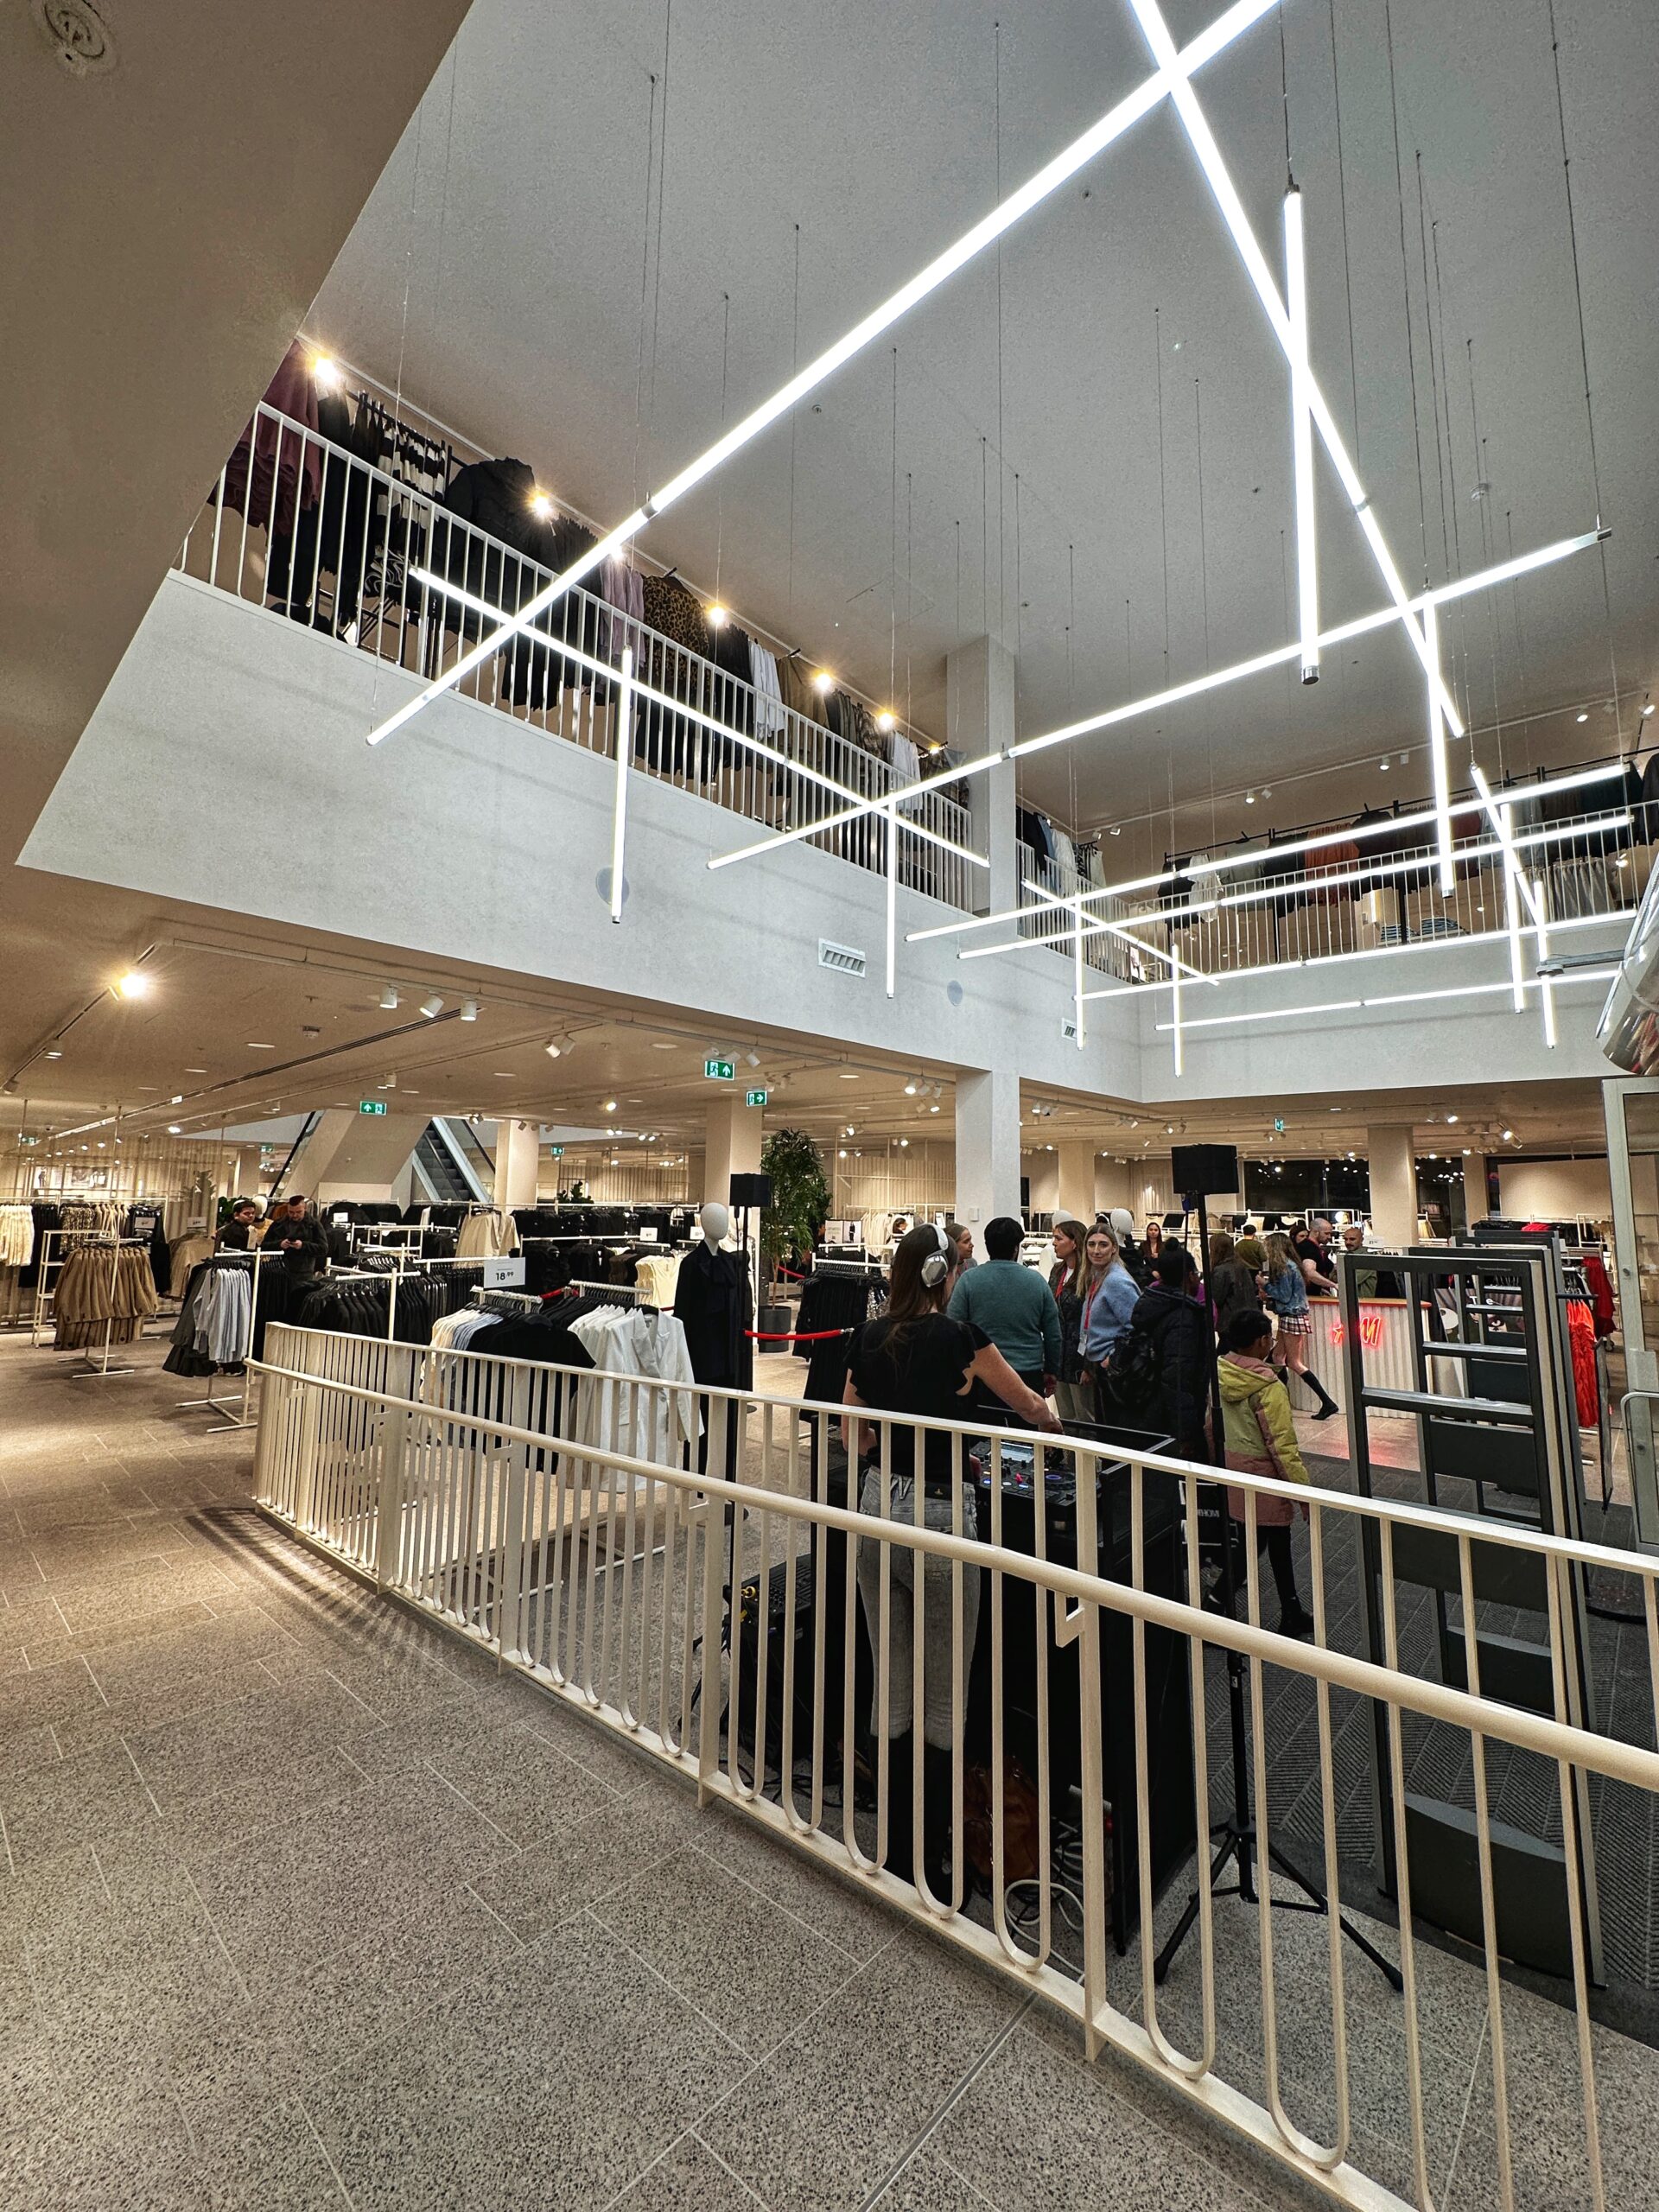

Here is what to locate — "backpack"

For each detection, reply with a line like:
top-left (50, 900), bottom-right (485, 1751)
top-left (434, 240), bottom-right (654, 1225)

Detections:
top-left (1103, 1322), bottom-right (1159, 1413)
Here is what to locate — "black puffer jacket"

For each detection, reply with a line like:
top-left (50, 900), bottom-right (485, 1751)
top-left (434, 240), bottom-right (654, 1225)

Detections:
top-left (1128, 1283), bottom-right (1212, 1459)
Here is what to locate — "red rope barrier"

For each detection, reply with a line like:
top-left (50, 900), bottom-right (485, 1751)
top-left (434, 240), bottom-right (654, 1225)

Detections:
top-left (746, 1326), bottom-right (850, 1343)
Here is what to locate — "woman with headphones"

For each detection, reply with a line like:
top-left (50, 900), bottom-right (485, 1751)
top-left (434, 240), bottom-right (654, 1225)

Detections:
top-left (842, 1222), bottom-right (1059, 1891)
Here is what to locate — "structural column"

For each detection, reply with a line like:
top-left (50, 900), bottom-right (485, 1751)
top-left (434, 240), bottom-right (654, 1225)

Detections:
top-left (955, 1068), bottom-right (1021, 1229)
top-left (946, 635), bottom-right (1018, 917)
top-left (1058, 1141), bottom-right (1098, 1224)
top-left (703, 1095), bottom-right (763, 1208)
top-left (493, 1118), bottom-right (540, 1210)
top-left (1367, 1125), bottom-right (1418, 1247)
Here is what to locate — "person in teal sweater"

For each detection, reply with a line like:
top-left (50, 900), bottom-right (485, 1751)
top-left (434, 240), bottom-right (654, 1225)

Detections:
top-left (946, 1216), bottom-right (1061, 1403)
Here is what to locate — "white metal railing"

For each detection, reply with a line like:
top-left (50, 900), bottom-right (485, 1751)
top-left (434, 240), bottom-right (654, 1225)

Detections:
top-left (176, 402), bottom-right (975, 912)
top-left (250, 1320), bottom-right (1659, 2212)
top-left (1017, 807), bottom-right (1646, 985)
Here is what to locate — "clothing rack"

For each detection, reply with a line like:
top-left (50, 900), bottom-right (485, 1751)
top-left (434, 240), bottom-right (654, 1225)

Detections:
top-left (70, 1236), bottom-right (154, 1381)
top-left (810, 1257), bottom-right (887, 1280)
top-left (175, 1249), bottom-right (274, 1430)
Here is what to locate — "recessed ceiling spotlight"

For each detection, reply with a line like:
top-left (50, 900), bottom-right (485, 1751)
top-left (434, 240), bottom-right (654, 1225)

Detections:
top-left (460, 999), bottom-right (480, 1022)
top-left (839, 1071), bottom-right (860, 1080)
top-left (247, 1042), bottom-right (273, 1051)
top-left (45, 1049), bottom-right (63, 1059)
top-left (114, 971), bottom-right (149, 999)
top-left (379, 987), bottom-right (399, 1010)
top-left (420, 995), bottom-right (443, 1020)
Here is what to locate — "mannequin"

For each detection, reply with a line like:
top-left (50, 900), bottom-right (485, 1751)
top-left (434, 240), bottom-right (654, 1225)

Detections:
top-left (675, 1202), bottom-right (753, 1394)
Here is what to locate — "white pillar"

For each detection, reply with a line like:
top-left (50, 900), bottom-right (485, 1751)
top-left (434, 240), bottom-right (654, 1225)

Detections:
top-left (1368, 1125), bottom-right (1418, 1246)
top-left (493, 1119), bottom-right (539, 1210)
top-left (704, 1095), bottom-right (764, 1207)
top-left (955, 1068), bottom-right (1021, 1228)
top-left (1058, 1141), bottom-right (1096, 1224)
top-left (947, 634), bottom-right (1018, 917)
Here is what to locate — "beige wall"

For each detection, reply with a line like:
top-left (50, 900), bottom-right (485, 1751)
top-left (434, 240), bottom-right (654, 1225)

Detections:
top-left (1497, 1155), bottom-right (1612, 1223)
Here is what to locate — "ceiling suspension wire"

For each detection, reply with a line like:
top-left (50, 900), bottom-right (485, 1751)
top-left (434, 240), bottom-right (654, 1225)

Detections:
top-left (1014, 472), bottom-right (1023, 666)
top-left (786, 223), bottom-right (800, 618)
top-left (1325, 0), bottom-right (1361, 467)
top-left (1383, 0), bottom-right (1432, 586)
top-left (1277, 0), bottom-right (1294, 184)
top-left (889, 346), bottom-right (899, 709)
top-left (981, 435), bottom-right (989, 634)
top-left (373, 86), bottom-right (427, 726)
top-left (628, 71), bottom-right (659, 518)
top-left (1427, 204), bottom-right (1474, 720)
top-left (1547, 0), bottom-right (1623, 745)
top-left (1195, 376), bottom-right (1217, 846)
top-left (1154, 308), bottom-right (1170, 690)
top-left (994, 19), bottom-right (1007, 643)
top-left (1415, 156), bottom-right (1452, 588)
top-left (713, 292), bottom-right (731, 606)
top-left (1504, 507), bottom-right (1534, 775)
top-left (645, 0), bottom-right (674, 431)
top-left (1066, 540), bottom-right (1077, 838)
top-left (431, 37), bottom-right (460, 358)
top-left (906, 471), bottom-right (915, 733)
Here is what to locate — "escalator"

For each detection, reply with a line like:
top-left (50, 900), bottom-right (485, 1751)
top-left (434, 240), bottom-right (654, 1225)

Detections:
top-left (411, 1118), bottom-right (493, 1205)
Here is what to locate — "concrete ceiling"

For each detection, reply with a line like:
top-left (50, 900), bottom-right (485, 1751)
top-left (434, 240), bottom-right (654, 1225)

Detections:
top-left (310, 0), bottom-right (1658, 849)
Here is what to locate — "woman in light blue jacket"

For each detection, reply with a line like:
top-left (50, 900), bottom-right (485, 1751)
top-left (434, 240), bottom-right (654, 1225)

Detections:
top-left (1081, 1227), bottom-right (1141, 1369)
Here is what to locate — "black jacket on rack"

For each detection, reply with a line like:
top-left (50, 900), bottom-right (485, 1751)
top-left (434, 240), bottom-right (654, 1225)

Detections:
top-left (673, 1245), bottom-right (753, 1391)
top-left (792, 1266), bottom-right (884, 1404)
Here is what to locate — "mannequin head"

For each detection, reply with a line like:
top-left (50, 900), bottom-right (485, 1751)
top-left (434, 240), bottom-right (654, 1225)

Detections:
top-left (700, 1200), bottom-right (731, 1246)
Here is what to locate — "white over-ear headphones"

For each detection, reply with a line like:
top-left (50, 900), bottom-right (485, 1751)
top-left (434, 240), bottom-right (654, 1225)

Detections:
top-left (919, 1221), bottom-right (951, 1287)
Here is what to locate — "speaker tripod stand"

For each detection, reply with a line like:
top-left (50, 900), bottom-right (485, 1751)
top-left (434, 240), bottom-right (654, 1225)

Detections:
top-left (1153, 1185), bottom-right (1401, 1993)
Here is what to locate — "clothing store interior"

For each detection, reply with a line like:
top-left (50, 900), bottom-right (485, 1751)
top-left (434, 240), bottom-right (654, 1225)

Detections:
top-left (5, 3), bottom-right (1659, 2209)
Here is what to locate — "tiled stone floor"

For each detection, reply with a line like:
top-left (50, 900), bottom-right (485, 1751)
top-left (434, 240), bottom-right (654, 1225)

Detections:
top-left (5, 1328), bottom-right (1658, 2210)
top-left (0, 1330), bottom-right (1343, 2212)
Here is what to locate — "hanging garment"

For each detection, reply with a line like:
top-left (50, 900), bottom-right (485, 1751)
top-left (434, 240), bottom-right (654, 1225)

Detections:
top-left (567, 1308), bottom-right (701, 1466)
top-left (749, 641), bottom-right (786, 737)
top-left (1582, 1252), bottom-right (1617, 1338)
top-left (217, 341), bottom-right (321, 540)
top-left (0, 1204), bottom-right (35, 1268)
top-left (778, 655), bottom-right (821, 725)
top-left (634, 1251), bottom-right (683, 1306)
top-left (455, 1209), bottom-right (521, 1260)
top-left (53, 1244), bottom-right (158, 1350)
top-left (711, 620), bottom-right (756, 740)
top-left (1567, 1300), bottom-right (1599, 1427)
top-left (672, 1243), bottom-right (753, 1391)
top-left (639, 575), bottom-right (713, 774)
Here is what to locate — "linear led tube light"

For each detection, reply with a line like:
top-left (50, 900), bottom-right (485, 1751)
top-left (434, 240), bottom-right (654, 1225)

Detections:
top-left (906, 741), bottom-right (1620, 940)
top-left (1424, 601), bottom-right (1455, 895)
top-left (609, 646), bottom-right (635, 925)
top-left (1080, 903), bottom-right (1630, 1002)
top-left (365, 0), bottom-right (1279, 750)
top-left (957, 812), bottom-right (1629, 960)
top-left (727, 530), bottom-right (1604, 883)
top-left (411, 568), bottom-right (987, 874)
top-left (1285, 186), bottom-right (1318, 683)
top-left (978, 880), bottom-right (1220, 982)
top-left (1128, 0), bottom-right (1462, 738)
top-left (1154, 968), bottom-right (1620, 1033)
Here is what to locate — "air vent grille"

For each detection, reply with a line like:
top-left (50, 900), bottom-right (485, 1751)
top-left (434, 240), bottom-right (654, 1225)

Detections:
top-left (818, 939), bottom-right (868, 978)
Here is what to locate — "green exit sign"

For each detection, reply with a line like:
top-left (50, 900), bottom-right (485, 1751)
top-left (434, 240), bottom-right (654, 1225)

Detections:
top-left (746, 1089), bottom-right (768, 1108)
top-left (548, 1145), bottom-right (564, 1158)
top-left (704, 1058), bottom-right (734, 1082)
top-left (18, 1135), bottom-right (38, 1147)
top-left (1273, 1118), bottom-right (1285, 1135)
top-left (359, 1098), bottom-right (388, 1116)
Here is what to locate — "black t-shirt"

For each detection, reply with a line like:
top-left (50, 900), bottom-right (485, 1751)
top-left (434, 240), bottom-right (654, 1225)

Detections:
top-left (848, 1312), bottom-right (988, 1487)
top-left (1294, 1235), bottom-right (1336, 1286)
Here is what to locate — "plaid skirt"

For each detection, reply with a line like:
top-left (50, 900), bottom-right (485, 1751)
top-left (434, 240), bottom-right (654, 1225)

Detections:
top-left (1273, 1312), bottom-right (1313, 1338)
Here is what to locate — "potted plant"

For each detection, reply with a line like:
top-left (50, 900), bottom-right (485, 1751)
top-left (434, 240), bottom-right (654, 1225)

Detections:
top-left (757, 1128), bottom-right (830, 1328)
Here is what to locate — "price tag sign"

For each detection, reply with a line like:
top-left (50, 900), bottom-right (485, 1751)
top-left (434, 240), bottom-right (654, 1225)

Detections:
top-left (746, 1088), bottom-right (768, 1108)
top-left (704, 1058), bottom-right (734, 1081)
top-left (638, 1225), bottom-right (658, 1242)
top-left (483, 1256), bottom-right (526, 1288)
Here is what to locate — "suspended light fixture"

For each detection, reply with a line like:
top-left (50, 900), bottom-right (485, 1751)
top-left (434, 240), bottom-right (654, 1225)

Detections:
top-left (419, 995), bottom-right (443, 1020)
top-left (875, 709), bottom-right (897, 732)
top-left (460, 999), bottom-right (480, 1022)
top-left (709, 604), bottom-right (729, 628)
top-left (544, 1039), bottom-right (563, 1059)
top-left (379, 986), bottom-right (399, 1009)
top-left (530, 490), bottom-right (555, 521)
top-left (114, 971), bottom-right (149, 999)
top-left (1283, 184), bottom-right (1318, 683)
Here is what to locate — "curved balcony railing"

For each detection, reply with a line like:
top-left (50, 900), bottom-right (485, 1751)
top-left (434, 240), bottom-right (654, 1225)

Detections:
top-left (175, 402), bottom-right (976, 912)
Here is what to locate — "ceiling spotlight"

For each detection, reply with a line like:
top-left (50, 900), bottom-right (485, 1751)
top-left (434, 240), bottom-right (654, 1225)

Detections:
top-left (1503, 1128), bottom-right (1515, 1141)
top-left (745, 1050), bottom-right (760, 1068)
top-left (419, 995), bottom-right (444, 1020)
top-left (1378, 759), bottom-right (1389, 773)
top-left (812, 669), bottom-right (834, 694)
top-left (380, 986), bottom-right (399, 1010)
top-left (899, 1138), bottom-right (910, 1148)
top-left (544, 1039), bottom-right (563, 1059)
top-left (1462, 1147), bottom-right (1472, 1157)
top-left (1576, 711), bottom-right (1589, 724)
top-left (45, 1049), bottom-right (61, 1059)
top-left (838, 1147), bottom-right (848, 1159)
top-left (1644, 703), bottom-right (1656, 718)
top-left (167, 1123), bottom-right (181, 1135)
top-left (875, 709), bottom-right (896, 733)
top-left (1244, 791), bottom-right (1255, 806)
top-left (904, 1078), bottom-right (918, 1096)
top-left (1446, 1113), bottom-right (1459, 1125)
top-left (114, 971), bottom-right (149, 999)
top-left (460, 999), bottom-right (480, 1022)
top-left (929, 1103), bottom-right (940, 1115)
top-left (310, 353), bottom-right (343, 393)
top-left (709, 603), bottom-right (728, 628)
top-left (529, 490), bottom-right (555, 520)
top-left (603, 1099), bottom-right (617, 1113)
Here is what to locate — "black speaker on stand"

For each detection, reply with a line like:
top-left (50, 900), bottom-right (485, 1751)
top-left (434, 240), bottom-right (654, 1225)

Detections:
top-left (1154, 1142), bottom-right (1399, 1992)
